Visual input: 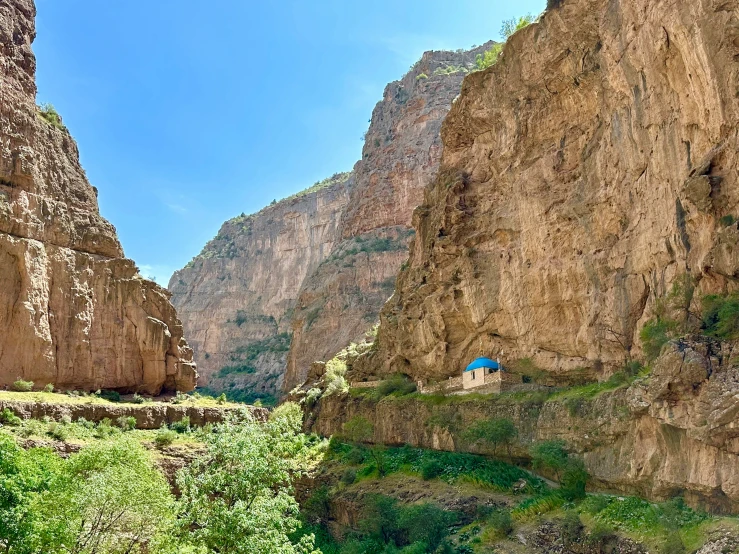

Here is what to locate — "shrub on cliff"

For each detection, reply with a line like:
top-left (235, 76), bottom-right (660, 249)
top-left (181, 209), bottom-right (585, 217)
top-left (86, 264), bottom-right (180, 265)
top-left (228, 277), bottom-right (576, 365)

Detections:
top-left (701, 292), bottom-right (739, 340)
top-left (12, 379), bottom-right (33, 392)
top-left (38, 103), bottom-right (65, 129)
top-left (374, 374), bottom-right (417, 398)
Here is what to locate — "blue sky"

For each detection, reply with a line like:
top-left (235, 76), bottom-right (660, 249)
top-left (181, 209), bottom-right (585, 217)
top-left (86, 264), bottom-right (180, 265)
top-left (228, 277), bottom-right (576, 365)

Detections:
top-left (34, 0), bottom-right (545, 285)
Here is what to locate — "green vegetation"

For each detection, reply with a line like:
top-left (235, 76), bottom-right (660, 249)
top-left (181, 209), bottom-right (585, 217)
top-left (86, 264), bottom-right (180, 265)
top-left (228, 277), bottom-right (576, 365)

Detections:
top-left (0, 403), bottom-right (319, 553)
top-left (0, 407), bottom-right (22, 426)
top-left (324, 357), bottom-right (349, 397)
top-left (475, 14), bottom-right (535, 71)
top-left (701, 292), bottom-right (739, 340)
top-left (38, 103), bottom-right (65, 129)
top-left (329, 439), bottom-right (546, 494)
top-left (462, 417), bottom-right (517, 456)
top-left (217, 333), bottom-right (291, 378)
top-left (12, 379), bottom-right (34, 392)
top-left (719, 214), bottom-right (736, 227)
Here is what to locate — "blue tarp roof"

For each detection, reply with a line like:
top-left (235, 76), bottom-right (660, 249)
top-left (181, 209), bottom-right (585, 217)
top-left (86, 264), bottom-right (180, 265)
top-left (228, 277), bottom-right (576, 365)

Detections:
top-left (465, 357), bottom-right (499, 372)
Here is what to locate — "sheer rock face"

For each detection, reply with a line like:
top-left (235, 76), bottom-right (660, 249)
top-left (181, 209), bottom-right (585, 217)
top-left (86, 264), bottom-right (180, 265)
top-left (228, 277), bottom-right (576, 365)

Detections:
top-left (169, 177), bottom-right (352, 396)
top-left (0, 0), bottom-right (196, 394)
top-left (170, 46), bottom-right (491, 399)
top-left (282, 45), bottom-right (492, 392)
top-left (373, 0), bottom-right (739, 382)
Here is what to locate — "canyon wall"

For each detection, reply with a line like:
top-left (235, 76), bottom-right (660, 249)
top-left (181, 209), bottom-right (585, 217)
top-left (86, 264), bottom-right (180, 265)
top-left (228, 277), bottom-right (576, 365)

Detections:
top-left (369, 0), bottom-right (739, 382)
top-left (0, 0), bottom-right (195, 394)
top-left (282, 45), bottom-right (492, 392)
top-left (169, 174), bottom-right (352, 402)
top-left (172, 45), bottom-right (492, 401)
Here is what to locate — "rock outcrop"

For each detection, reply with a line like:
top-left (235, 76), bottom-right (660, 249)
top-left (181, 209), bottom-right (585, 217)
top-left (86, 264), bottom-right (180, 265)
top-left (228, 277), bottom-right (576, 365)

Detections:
top-left (313, 337), bottom-right (739, 514)
top-left (283, 45), bottom-right (493, 393)
top-left (370, 0), bottom-right (739, 382)
top-left (170, 174), bottom-right (352, 401)
top-left (171, 45), bottom-right (492, 400)
top-left (0, 0), bottom-right (196, 394)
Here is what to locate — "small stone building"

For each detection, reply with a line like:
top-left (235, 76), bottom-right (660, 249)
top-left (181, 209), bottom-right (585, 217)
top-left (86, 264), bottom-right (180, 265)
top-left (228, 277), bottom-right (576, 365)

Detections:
top-left (462, 357), bottom-right (522, 393)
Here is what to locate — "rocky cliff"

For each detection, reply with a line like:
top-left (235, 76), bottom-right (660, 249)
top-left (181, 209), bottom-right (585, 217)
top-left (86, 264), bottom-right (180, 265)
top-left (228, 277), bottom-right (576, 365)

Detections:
top-left (282, 45), bottom-right (492, 392)
top-left (369, 0), bottom-right (739, 382)
top-left (0, 0), bottom-right (195, 394)
top-left (171, 45), bottom-right (491, 401)
top-left (169, 174), bottom-right (352, 402)
top-left (314, 337), bottom-right (739, 514)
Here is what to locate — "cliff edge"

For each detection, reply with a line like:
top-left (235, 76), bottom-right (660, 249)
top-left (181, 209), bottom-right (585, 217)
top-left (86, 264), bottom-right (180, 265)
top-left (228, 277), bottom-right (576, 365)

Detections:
top-left (0, 0), bottom-right (196, 394)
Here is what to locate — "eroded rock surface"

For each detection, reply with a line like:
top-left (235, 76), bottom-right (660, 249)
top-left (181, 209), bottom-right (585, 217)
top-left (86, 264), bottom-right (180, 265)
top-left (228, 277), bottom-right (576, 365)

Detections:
top-left (371, 0), bottom-right (739, 382)
top-left (0, 0), bottom-right (195, 394)
top-left (313, 338), bottom-right (739, 514)
top-left (170, 46), bottom-right (492, 400)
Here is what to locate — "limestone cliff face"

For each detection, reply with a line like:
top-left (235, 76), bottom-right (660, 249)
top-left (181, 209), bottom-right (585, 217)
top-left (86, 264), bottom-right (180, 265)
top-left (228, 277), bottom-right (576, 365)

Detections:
top-left (372, 0), bottom-right (739, 381)
top-left (169, 174), bottom-right (352, 401)
top-left (171, 46), bottom-right (491, 400)
top-left (282, 45), bottom-right (492, 392)
top-left (0, 0), bottom-right (195, 394)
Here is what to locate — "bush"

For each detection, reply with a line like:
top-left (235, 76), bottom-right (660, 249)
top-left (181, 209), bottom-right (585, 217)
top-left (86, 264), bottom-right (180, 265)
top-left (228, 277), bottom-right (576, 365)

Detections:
top-left (170, 416), bottom-right (191, 434)
top-left (421, 458), bottom-right (444, 480)
top-left (462, 417), bottom-right (518, 456)
top-left (46, 422), bottom-right (68, 441)
top-left (560, 510), bottom-right (583, 546)
top-left (374, 374), bottom-right (417, 398)
top-left (116, 416), bottom-right (137, 431)
top-left (701, 292), bottom-right (739, 340)
top-left (661, 531), bottom-right (686, 554)
top-left (500, 14), bottom-right (535, 40)
top-left (43, 383), bottom-right (54, 393)
top-left (38, 103), bottom-right (64, 128)
top-left (94, 418), bottom-right (118, 439)
top-left (720, 214), bottom-right (736, 227)
top-left (98, 390), bottom-right (121, 402)
top-left (324, 358), bottom-right (349, 397)
top-left (530, 440), bottom-right (569, 479)
top-left (398, 503), bottom-right (460, 551)
top-left (640, 319), bottom-right (677, 361)
top-left (12, 379), bottom-right (34, 392)
top-left (560, 458), bottom-right (589, 500)
top-left (341, 468), bottom-right (357, 485)
top-left (0, 407), bottom-right (22, 425)
top-left (130, 393), bottom-right (145, 404)
top-left (154, 428), bottom-right (177, 448)
top-left (485, 509), bottom-right (513, 539)
top-left (217, 393), bottom-right (227, 405)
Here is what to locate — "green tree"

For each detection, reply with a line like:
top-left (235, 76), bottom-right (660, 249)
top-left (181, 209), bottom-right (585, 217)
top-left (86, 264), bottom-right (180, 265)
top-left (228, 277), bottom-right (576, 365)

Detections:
top-left (34, 438), bottom-right (176, 554)
top-left (342, 416), bottom-right (386, 476)
top-left (530, 440), bottom-right (569, 480)
top-left (0, 435), bottom-right (62, 554)
top-left (463, 418), bottom-right (518, 456)
top-left (398, 503), bottom-right (458, 551)
top-left (500, 14), bottom-right (535, 40)
top-left (176, 404), bottom-right (320, 554)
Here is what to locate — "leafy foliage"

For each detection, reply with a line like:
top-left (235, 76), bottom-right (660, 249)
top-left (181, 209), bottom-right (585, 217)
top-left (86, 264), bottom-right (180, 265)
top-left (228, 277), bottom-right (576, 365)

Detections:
top-left (176, 403), bottom-right (318, 554)
top-left (701, 292), bottom-right (739, 340)
top-left (462, 418), bottom-right (517, 455)
top-left (38, 103), bottom-right (65, 129)
top-left (12, 379), bottom-right (33, 392)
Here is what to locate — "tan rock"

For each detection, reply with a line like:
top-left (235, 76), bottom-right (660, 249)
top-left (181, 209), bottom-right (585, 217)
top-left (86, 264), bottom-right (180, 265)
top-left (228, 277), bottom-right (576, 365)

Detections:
top-left (371, 0), bottom-right (739, 383)
top-left (0, 0), bottom-right (195, 394)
